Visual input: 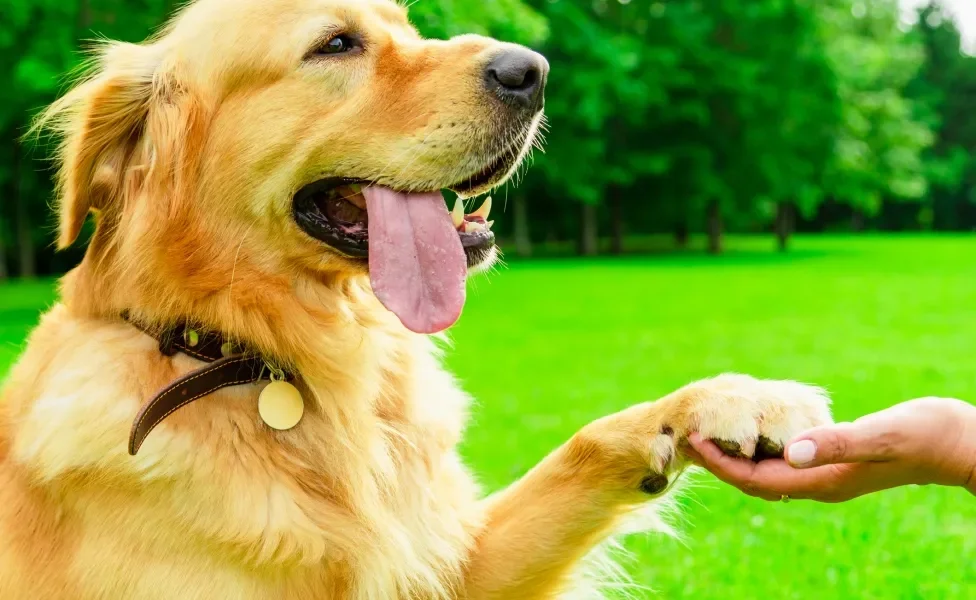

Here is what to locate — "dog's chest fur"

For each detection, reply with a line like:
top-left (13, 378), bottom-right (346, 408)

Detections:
top-left (0, 304), bottom-right (482, 599)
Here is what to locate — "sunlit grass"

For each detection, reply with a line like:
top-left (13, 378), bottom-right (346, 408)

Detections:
top-left (449, 235), bottom-right (976, 598)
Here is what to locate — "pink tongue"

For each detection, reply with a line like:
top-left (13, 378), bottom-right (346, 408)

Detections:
top-left (364, 186), bottom-right (467, 334)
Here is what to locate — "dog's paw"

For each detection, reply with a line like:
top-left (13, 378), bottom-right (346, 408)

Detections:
top-left (681, 373), bottom-right (832, 460)
top-left (570, 373), bottom-right (832, 498)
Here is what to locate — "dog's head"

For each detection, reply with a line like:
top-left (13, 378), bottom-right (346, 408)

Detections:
top-left (43, 0), bottom-right (546, 334)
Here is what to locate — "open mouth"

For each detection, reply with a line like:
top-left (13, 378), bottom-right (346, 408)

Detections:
top-left (291, 135), bottom-right (528, 335)
top-left (292, 178), bottom-right (496, 267)
top-left (292, 169), bottom-right (505, 335)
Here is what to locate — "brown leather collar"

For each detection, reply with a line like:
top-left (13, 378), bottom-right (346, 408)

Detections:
top-left (122, 312), bottom-right (292, 456)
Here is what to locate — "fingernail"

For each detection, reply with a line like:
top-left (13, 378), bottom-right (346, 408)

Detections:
top-left (787, 440), bottom-right (816, 466)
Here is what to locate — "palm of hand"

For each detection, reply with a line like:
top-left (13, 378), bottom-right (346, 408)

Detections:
top-left (687, 397), bottom-right (976, 502)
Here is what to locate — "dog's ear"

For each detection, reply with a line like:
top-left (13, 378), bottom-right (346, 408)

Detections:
top-left (35, 42), bottom-right (163, 249)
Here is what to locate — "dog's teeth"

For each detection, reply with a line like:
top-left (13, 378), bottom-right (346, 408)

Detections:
top-left (465, 220), bottom-right (486, 232)
top-left (486, 220), bottom-right (494, 229)
top-left (451, 198), bottom-right (464, 229)
top-left (470, 196), bottom-right (492, 220)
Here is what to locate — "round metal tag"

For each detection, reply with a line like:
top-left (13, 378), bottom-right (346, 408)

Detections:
top-left (258, 381), bottom-right (304, 430)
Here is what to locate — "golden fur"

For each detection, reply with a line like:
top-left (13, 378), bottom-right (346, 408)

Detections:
top-left (1, 0), bottom-right (832, 597)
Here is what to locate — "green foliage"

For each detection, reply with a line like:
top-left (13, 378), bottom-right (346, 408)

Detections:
top-left (819, 0), bottom-right (933, 216)
top-left (410, 0), bottom-right (547, 45)
top-left (906, 2), bottom-right (976, 229)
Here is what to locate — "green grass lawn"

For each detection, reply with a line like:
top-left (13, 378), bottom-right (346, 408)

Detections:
top-left (3, 235), bottom-right (976, 598)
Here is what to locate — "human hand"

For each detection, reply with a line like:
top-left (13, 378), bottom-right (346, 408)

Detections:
top-left (686, 397), bottom-right (976, 502)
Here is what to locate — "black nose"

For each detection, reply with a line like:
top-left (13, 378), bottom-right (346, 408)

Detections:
top-left (484, 48), bottom-right (549, 111)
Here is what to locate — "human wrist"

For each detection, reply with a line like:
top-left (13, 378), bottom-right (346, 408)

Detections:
top-left (947, 399), bottom-right (976, 492)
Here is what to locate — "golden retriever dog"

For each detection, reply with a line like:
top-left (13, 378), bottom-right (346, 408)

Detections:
top-left (0, 0), bottom-right (833, 597)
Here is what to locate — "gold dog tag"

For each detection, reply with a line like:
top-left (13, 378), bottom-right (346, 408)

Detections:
top-left (258, 381), bottom-right (304, 430)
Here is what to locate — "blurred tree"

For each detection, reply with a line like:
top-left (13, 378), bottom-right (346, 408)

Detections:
top-left (906, 2), bottom-right (976, 230)
top-left (2, 0), bottom-right (73, 279)
top-left (819, 0), bottom-right (933, 226)
top-left (410, 0), bottom-right (547, 45)
top-left (2, 0), bottom-right (173, 278)
top-left (521, 0), bottom-right (839, 254)
top-left (692, 0), bottom-right (840, 253)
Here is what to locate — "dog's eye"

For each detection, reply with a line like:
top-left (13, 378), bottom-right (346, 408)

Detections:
top-left (313, 34), bottom-right (359, 56)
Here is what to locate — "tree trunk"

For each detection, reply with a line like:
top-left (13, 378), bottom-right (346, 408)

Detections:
top-left (14, 141), bottom-right (35, 278)
top-left (0, 220), bottom-right (8, 281)
top-left (578, 203), bottom-right (598, 256)
top-left (775, 202), bottom-right (795, 252)
top-left (0, 139), bottom-right (8, 281)
top-left (609, 188), bottom-right (624, 255)
top-left (513, 193), bottom-right (532, 258)
top-left (77, 0), bottom-right (92, 38)
top-left (851, 209), bottom-right (865, 232)
top-left (674, 221), bottom-right (689, 249)
top-left (706, 200), bottom-right (722, 254)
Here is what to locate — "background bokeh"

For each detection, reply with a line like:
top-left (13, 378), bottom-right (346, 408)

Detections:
top-left (2, 0), bottom-right (976, 598)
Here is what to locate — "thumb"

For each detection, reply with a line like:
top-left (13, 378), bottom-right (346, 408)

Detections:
top-left (785, 422), bottom-right (894, 468)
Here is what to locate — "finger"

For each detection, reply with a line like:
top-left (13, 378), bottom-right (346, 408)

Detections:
top-left (786, 420), bottom-right (901, 469)
top-left (683, 445), bottom-right (705, 465)
top-left (686, 432), bottom-right (710, 458)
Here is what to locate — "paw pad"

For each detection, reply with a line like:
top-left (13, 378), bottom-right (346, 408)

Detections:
top-left (754, 435), bottom-right (785, 461)
top-left (712, 439), bottom-right (748, 458)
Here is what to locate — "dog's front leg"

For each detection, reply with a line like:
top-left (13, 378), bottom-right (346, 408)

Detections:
top-left (460, 374), bottom-right (832, 599)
